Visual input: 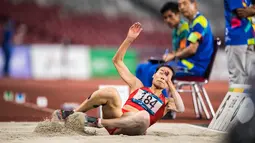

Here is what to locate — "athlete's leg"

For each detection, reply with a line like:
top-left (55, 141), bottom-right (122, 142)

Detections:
top-left (100, 110), bottom-right (150, 135)
top-left (75, 87), bottom-right (123, 119)
top-left (69, 87), bottom-right (149, 135)
top-left (54, 87), bottom-right (123, 121)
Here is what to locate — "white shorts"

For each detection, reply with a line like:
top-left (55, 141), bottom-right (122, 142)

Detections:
top-left (225, 45), bottom-right (255, 85)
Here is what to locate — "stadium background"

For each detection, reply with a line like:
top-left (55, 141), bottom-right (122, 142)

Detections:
top-left (0, 0), bottom-right (227, 124)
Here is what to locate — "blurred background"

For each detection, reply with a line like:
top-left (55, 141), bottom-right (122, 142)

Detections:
top-left (0, 0), bottom-right (226, 80)
top-left (0, 0), bottom-right (227, 123)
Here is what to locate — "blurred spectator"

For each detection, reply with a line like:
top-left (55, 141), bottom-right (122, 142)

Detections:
top-left (13, 24), bottom-right (27, 45)
top-left (224, 0), bottom-right (255, 85)
top-left (148, 0), bottom-right (214, 78)
top-left (135, 1), bottom-right (189, 97)
top-left (61, 37), bottom-right (71, 79)
top-left (144, 0), bottom-right (214, 92)
top-left (1, 16), bottom-right (14, 77)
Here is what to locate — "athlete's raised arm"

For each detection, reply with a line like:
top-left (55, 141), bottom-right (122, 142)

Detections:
top-left (112, 22), bottom-right (143, 92)
top-left (167, 80), bottom-right (185, 113)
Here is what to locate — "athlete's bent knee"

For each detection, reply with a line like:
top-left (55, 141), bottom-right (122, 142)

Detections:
top-left (104, 87), bottom-right (118, 93)
top-left (135, 111), bottom-right (150, 128)
top-left (99, 87), bottom-right (119, 97)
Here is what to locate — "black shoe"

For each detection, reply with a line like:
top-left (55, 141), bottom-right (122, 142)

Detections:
top-left (162, 111), bottom-right (176, 120)
top-left (55, 110), bottom-right (74, 120)
top-left (85, 115), bottom-right (103, 128)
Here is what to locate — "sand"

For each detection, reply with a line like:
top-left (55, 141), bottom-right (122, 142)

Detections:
top-left (0, 112), bottom-right (228, 143)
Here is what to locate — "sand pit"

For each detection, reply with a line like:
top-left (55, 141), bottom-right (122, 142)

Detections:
top-left (0, 119), bottom-right (228, 143)
top-left (0, 111), bottom-right (228, 143)
top-left (33, 112), bottom-right (96, 136)
top-left (64, 112), bottom-right (85, 133)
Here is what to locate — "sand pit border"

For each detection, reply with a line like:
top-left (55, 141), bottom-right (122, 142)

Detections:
top-left (186, 124), bottom-right (227, 134)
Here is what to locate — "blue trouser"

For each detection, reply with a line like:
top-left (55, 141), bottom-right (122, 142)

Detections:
top-left (136, 61), bottom-right (154, 87)
top-left (135, 60), bottom-right (205, 97)
top-left (2, 45), bottom-right (12, 76)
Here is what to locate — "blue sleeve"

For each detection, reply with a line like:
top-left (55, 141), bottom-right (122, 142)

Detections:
top-left (192, 23), bottom-right (205, 36)
top-left (227, 0), bottom-right (244, 11)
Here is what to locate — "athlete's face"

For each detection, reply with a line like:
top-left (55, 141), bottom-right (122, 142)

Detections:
top-left (162, 10), bottom-right (180, 28)
top-left (152, 67), bottom-right (173, 89)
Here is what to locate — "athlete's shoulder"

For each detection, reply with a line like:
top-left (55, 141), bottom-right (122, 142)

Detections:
top-left (140, 87), bottom-right (151, 92)
top-left (131, 87), bottom-right (148, 93)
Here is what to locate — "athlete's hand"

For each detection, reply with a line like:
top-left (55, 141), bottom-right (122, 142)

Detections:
top-left (167, 78), bottom-right (175, 91)
top-left (126, 22), bottom-right (143, 42)
top-left (167, 98), bottom-right (178, 112)
top-left (166, 69), bottom-right (174, 84)
top-left (167, 78), bottom-right (174, 85)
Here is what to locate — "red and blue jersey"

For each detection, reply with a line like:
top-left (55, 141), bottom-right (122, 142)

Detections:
top-left (124, 87), bottom-right (167, 126)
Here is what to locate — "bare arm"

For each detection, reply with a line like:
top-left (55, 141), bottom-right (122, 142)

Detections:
top-left (163, 42), bottom-right (199, 62)
top-left (236, 7), bottom-right (255, 18)
top-left (175, 42), bottom-right (199, 59)
top-left (167, 82), bottom-right (185, 113)
top-left (163, 86), bottom-right (185, 115)
top-left (112, 23), bottom-right (143, 92)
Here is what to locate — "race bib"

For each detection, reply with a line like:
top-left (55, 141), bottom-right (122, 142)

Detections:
top-left (131, 89), bottom-right (163, 115)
